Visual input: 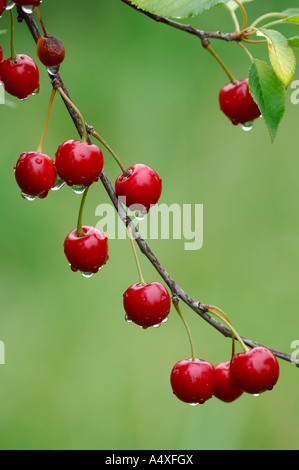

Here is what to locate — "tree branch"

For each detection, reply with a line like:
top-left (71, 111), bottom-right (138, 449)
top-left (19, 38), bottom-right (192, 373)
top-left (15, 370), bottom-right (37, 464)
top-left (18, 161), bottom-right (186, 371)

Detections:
top-left (15, 6), bottom-right (299, 368)
top-left (120, 0), bottom-right (238, 44)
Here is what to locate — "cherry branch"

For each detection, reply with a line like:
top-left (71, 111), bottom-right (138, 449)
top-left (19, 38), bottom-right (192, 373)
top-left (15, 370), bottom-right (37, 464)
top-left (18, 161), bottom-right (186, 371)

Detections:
top-left (15, 6), bottom-right (299, 368)
top-left (120, 0), bottom-right (238, 45)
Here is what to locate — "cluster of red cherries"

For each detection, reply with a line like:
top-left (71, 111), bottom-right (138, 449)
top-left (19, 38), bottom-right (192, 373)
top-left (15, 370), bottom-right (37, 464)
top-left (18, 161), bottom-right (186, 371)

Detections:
top-left (1, 1), bottom-right (278, 406)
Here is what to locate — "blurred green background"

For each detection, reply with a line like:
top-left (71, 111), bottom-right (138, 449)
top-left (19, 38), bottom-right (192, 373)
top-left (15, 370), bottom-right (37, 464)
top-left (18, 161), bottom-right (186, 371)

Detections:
top-left (0, 0), bottom-right (298, 450)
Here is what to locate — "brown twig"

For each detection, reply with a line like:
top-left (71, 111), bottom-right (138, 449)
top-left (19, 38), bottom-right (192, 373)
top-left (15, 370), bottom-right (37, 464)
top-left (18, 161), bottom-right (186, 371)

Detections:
top-left (15, 6), bottom-right (299, 368)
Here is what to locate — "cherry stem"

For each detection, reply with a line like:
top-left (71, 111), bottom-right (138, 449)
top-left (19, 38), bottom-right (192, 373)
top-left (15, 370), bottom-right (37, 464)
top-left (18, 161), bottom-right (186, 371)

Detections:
top-left (127, 223), bottom-right (146, 286)
top-left (238, 41), bottom-right (254, 62)
top-left (91, 129), bottom-right (128, 176)
top-left (230, 9), bottom-right (240, 32)
top-left (250, 12), bottom-right (287, 29)
top-left (35, 6), bottom-right (48, 36)
top-left (205, 45), bottom-right (236, 83)
top-left (10, 10), bottom-right (17, 61)
top-left (208, 306), bottom-right (249, 353)
top-left (173, 298), bottom-right (196, 361)
top-left (56, 87), bottom-right (87, 143)
top-left (77, 187), bottom-right (89, 238)
top-left (233, 0), bottom-right (248, 31)
top-left (36, 88), bottom-right (56, 153)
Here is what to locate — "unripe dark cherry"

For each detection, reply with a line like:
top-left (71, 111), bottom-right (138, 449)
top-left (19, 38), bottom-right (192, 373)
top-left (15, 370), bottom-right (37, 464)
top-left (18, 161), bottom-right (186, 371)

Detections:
top-left (219, 78), bottom-right (261, 126)
top-left (14, 152), bottom-right (57, 199)
top-left (64, 226), bottom-right (109, 275)
top-left (214, 362), bottom-right (243, 403)
top-left (230, 347), bottom-right (280, 395)
top-left (55, 140), bottom-right (104, 189)
top-left (37, 35), bottom-right (65, 67)
top-left (0, 54), bottom-right (39, 100)
top-left (115, 163), bottom-right (162, 214)
top-left (170, 358), bottom-right (216, 405)
top-left (123, 282), bottom-right (171, 328)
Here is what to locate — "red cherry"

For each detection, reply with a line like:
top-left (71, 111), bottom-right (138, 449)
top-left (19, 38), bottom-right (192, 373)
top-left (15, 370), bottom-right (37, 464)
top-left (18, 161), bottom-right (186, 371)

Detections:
top-left (0, 0), bottom-right (6, 17)
top-left (14, 152), bottom-right (57, 199)
top-left (123, 282), bottom-right (171, 328)
top-left (14, 0), bottom-right (42, 6)
top-left (219, 78), bottom-right (261, 126)
top-left (0, 54), bottom-right (39, 100)
top-left (115, 163), bottom-right (162, 213)
top-left (37, 35), bottom-right (65, 67)
top-left (170, 358), bottom-right (216, 404)
top-left (230, 347), bottom-right (279, 394)
top-left (214, 362), bottom-right (243, 403)
top-left (64, 226), bottom-right (109, 274)
top-left (55, 140), bottom-right (104, 188)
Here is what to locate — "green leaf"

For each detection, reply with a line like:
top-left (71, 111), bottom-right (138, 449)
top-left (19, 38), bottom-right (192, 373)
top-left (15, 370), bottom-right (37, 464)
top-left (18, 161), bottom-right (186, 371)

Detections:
top-left (257, 28), bottom-right (296, 88)
top-left (279, 9), bottom-right (299, 25)
top-left (282, 8), bottom-right (299, 17)
top-left (248, 59), bottom-right (285, 142)
top-left (288, 36), bottom-right (299, 49)
top-left (130, 0), bottom-right (228, 19)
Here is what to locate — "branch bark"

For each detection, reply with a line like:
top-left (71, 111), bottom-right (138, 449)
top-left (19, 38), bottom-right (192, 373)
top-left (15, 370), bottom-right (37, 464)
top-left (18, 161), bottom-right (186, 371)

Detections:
top-left (15, 6), bottom-right (299, 368)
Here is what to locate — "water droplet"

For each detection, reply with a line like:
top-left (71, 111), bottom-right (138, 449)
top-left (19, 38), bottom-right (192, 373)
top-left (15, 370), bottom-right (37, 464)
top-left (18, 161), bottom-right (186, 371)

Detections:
top-left (162, 317), bottom-right (169, 324)
top-left (51, 177), bottom-right (65, 192)
top-left (189, 403), bottom-right (198, 407)
top-left (82, 272), bottom-right (93, 279)
top-left (21, 5), bottom-right (35, 14)
top-left (253, 394), bottom-right (260, 397)
top-left (241, 122), bottom-right (253, 132)
top-left (134, 210), bottom-right (146, 221)
top-left (72, 185), bottom-right (86, 195)
top-left (31, 85), bottom-right (40, 96)
top-left (125, 315), bottom-right (132, 323)
top-left (21, 192), bottom-right (35, 202)
top-left (5, 1), bottom-right (15, 11)
top-left (153, 323), bottom-right (161, 328)
top-left (47, 66), bottom-right (60, 78)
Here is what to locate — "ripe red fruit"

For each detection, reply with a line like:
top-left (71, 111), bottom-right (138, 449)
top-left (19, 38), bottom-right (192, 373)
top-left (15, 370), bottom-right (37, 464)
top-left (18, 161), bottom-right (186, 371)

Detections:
top-left (14, 0), bottom-right (42, 6)
top-left (64, 226), bottom-right (109, 274)
top-left (170, 358), bottom-right (216, 404)
top-left (123, 282), bottom-right (171, 328)
top-left (55, 140), bottom-right (104, 188)
top-left (37, 35), bottom-right (65, 67)
top-left (214, 362), bottom-right (243, 403)
top-left (219, 78), bottom-right (261, 126)
top-left (0, 0), bottom-right (6, 17)
top-left (0, 54), bottom-right (39, 100)
top-left (14, 152), bottom-right (57, 199)
top-left (115, 163), bottom-right (162, 213)
top-left (230, 347), bottom-right (279, 394)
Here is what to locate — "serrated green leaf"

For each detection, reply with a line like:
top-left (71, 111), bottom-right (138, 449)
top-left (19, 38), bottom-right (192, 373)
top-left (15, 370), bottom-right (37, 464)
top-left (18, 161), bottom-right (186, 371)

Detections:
top-left (130, 0), bottom-right (228, 19)
top-left (249, 59), bottom-right (285, 142)
top-left (288, 36), bottom-right (299, 49)
top-left (257, 28), bottom-right (296, 88)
